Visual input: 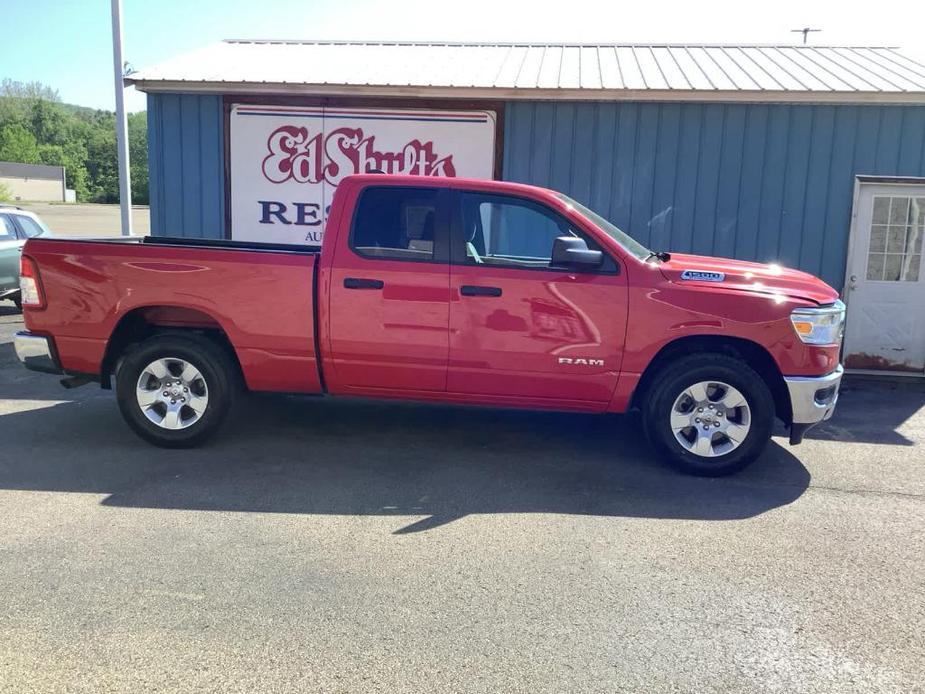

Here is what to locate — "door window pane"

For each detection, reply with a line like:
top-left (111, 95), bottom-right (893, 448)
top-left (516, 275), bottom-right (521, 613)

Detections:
top-left (866, 196), bottom-right (921, 282)
top-left (884, 254), bottom-right (903, 281)
top-left (907, 254), bottom-right (921, 280)
top-left (889, 196), bottom-right (910, 224)
top-left (459, 194), bottom-right (572, 269)
top-left (458, 193), bottom-right (615, 271)
top-left (869, 225), bottom-right (887, 252)
top-left (886, 226), bottom-right (907, 253)
top-left (912, 199), bottom-right (924, 253)
top-left (872, 196), bottom-right (890, 224)
top-left (478, 203), bottom-right (560, 259)
top-left (351, 187), bottom-right (439, 261)
top-left (0, 215), bottom-right (16, 241)
top-left (866, 253), bottom-right (885, 280)
top-left (16, 215), bottom-right (47, 238)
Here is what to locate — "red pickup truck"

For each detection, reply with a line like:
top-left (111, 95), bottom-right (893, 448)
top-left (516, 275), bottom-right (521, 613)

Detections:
top-left (14, 174), bottom-right (845, 475)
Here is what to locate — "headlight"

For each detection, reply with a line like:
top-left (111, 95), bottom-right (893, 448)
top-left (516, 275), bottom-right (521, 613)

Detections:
top-left (790, 301), bottom-right (846, 345)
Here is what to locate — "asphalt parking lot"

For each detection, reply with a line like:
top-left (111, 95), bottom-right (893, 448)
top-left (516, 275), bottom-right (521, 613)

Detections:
top-left (17, 202), bottom-right (150, 237)
top-left (0, 304), bottom-right (923, 694)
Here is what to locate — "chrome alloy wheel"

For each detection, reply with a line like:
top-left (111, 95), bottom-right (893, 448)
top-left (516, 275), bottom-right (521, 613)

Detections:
top-left (135, 358), bottom-right (209, 430)
top-left (670, 380), bottom-right (751, 458)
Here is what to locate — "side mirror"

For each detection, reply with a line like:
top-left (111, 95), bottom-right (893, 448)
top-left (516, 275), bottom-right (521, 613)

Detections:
top-left (551, 236), bottom-right (603, 269)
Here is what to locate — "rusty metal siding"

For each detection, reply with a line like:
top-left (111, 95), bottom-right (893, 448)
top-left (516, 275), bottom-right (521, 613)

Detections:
top-left (147, 93), bottom-right (225, 238)
top-left (503, 101), bottom-right (925, 288)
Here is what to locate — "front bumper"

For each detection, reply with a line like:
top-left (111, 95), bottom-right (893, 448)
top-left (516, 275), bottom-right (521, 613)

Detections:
top-left (13, 331), bottom-right (62, 374)
top-left (783, 364), bottom-right (843, 444)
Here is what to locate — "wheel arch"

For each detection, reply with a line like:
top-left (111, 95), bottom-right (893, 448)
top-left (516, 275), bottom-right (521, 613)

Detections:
top-left (100, 305), bottom-right (244, 390)
top-left (630, 335), bottom-right (792, 424)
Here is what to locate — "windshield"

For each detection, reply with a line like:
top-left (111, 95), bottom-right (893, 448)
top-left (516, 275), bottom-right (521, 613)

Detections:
top-left (556, 193), bottom-right (651, 261)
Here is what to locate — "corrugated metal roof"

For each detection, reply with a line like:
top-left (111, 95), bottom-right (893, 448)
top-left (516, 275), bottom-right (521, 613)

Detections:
top-left (129, 41), bottom-right (925, 103)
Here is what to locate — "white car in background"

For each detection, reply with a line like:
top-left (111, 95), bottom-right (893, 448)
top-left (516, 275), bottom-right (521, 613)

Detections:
top-left (0, 206), bottom-right (53, 309)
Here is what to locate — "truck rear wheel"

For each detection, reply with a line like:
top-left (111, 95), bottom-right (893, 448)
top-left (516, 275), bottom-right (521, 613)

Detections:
top-left (115, 333), bottom-right (234, 448)
top-left (643, 353), bottom-right (775, 476)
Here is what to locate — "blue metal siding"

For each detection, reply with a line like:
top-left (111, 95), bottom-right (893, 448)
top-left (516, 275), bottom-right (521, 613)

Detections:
top-left (147, 93), bottom-right (224, 238)
top-left (145, 93), bottom-right (925, 288)
top-left (503, 101), bottom-right (925, 288)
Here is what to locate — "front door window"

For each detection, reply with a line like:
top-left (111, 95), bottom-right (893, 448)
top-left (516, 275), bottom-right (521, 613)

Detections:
top-left (458, 193), bottom-right (616, 272)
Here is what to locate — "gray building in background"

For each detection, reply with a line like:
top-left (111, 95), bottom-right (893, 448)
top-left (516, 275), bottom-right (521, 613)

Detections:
top-left (0, 161), bottom-right (67, 202)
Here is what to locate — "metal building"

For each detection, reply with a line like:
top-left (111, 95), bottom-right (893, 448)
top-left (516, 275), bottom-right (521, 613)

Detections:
top-left (128, 42), bottom-right (925, 373)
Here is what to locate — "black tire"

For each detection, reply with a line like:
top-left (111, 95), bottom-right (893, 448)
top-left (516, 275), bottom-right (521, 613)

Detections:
top-left (115, 333), bottom-right (235, 448)
top-left (643, 353), bottom-right (775, 476)
top-left (12, 293), bottom-right (22, 311)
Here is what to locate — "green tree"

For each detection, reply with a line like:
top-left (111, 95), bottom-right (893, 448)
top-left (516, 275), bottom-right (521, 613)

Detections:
top-left (85, 127), bottom-right (119, 203)
top-left (37, 142), bottom-right (89, 200)
top-left (0, 98), bottom-right (28, 131)
top-left (0, 122), bottom-right (39, 163)
top-left (0, 78), bottom-right (149, 204)
top-left (0, 78), bottom-right (59, 101)
top-left (31, 100), bottom-right (70, 146)
top-left (128, 111), bottom-right (148, 204)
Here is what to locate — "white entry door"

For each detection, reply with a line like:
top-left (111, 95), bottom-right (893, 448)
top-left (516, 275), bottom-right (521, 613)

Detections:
top-left (844, 183), bottom-right (925, 373)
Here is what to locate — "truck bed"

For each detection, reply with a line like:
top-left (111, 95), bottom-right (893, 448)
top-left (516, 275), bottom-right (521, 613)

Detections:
top-left (21, 236), bottom-right (323, 393)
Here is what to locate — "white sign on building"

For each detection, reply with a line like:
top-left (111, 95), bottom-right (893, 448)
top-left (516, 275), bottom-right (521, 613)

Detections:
top-left (229, 104), bottom-right (497, 245)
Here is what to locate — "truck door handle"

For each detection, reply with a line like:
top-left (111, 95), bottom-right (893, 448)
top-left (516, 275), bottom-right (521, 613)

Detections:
top-left (460, 285), bottom-right (502, 297)
top-left (344, 277), bottom-right (384, 290)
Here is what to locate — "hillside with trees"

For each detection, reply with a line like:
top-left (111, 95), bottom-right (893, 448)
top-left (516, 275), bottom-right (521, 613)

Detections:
top-left (0, 79), bottom-right (147, 204)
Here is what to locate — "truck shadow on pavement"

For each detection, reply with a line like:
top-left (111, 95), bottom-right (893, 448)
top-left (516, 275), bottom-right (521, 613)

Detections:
top-left (798, 376), bottom-right (924, 446)
top-left (0, 384), bottom-right (812, 533)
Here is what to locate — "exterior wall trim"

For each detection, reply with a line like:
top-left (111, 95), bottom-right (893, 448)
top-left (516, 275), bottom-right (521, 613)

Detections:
top-left (133, 81), bottom-right (925, 105)
top-left (855, 175), bottom-right (925, 184)
top-left (843, 177), bottom-right (864, 303)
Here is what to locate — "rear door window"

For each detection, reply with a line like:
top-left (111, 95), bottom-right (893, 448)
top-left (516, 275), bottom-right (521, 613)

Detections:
top-left (0, 215), bottom-right (17, 241)
top-left (350, 187), bottom-right (446, 262)
top-left (15, 215), bottom-right (47, 238)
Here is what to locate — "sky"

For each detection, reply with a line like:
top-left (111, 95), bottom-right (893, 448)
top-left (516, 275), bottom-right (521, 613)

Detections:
top-left (2, 0), bottom-right (925, 113)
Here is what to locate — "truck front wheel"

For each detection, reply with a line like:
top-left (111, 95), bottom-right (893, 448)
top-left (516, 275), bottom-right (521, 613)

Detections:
top-left (643, 353), bottom-right (775, 476)
top-left (115, 333), bottom-right (235, 448)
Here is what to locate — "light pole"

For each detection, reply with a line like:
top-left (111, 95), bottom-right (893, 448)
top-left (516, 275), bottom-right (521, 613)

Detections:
top-left (111, 0), bottom-right (133, 236)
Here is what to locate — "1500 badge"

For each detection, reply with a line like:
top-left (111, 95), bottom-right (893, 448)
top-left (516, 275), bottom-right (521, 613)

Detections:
top-left (680, 269), bottom-right (725, 282)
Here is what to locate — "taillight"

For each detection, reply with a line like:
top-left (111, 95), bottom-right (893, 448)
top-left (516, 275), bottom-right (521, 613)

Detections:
top-left (19, 256), bottom-right (45, 309)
